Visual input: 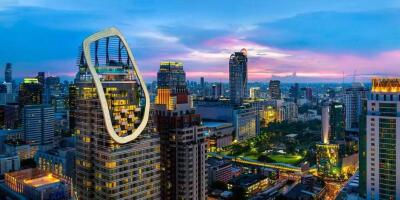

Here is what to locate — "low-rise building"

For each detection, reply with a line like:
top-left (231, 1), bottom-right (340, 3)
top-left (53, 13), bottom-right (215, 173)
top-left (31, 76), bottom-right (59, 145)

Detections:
top-left (3, 168), bottom-right (72, 200)
top-left (227, 174), bottom-right (269, 198)
top-left (4, 140), bottom-right (38, 160)
top-left (35, 147), bottom-right (75, 179)
top-left (0, 153), bottom-right (20, 175)
top-left (233, 105), bottom-right (260, 141)
top-left (203, 121), bottom-right (234, 151)
top-left (207, 158), bottom-right (233, 185)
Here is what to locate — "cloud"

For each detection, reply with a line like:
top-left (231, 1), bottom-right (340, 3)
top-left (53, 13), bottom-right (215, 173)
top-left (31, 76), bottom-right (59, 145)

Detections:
top-left (248, 9), bottom-right (400, 54)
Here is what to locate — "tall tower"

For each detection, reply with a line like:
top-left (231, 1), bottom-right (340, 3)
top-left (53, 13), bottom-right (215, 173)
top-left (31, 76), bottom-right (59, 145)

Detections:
top-left (75, 27), bottom-right (161, 200)
top-left (366, 78), bottom-right (400, 200)
top-left (18, 78), bottom-right (43, 106)
top-left (344, 82), bottom-right (368, 133)
top-left (4, 63), bottom-right (12, 83)
top-left (269, 80), bottom-right (281, 100)
top-left (321, 105), bottom-right (330, 144)
top-left (229, 48), bottom-right (248, 106)
top-left (154, 61), bottom-right (207, 200)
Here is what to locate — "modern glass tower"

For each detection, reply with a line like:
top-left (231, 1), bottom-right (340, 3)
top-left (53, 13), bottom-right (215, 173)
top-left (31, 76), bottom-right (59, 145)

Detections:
top-left (229, 49), bottom-right (248, 106)
top-left (75, 27), bottom-right (161, 200)
top-left (366, 78), bottom-right (400, 200)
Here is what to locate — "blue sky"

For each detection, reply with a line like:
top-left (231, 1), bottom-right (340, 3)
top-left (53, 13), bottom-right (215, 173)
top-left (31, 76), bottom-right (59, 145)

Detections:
top-left (1, 0), bottom-right (400, 82)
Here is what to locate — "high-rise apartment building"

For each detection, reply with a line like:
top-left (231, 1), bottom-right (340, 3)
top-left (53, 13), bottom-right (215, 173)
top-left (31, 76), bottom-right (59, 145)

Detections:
top-left (344, 82), bottom-right (368, 133)
top-left (365, 78), bottom-right (400, 200)
top-left (22, 104), bottom-right (55, 150)
top-left (4, 63), bottom-right (12, 83)
top-left (154, 61), bottom-right (207, 200)
top-left (229, 49), bottom-right (248, 106)
top-left (269, 80), bottom-right (281, 100)
top-left (18, 78), bottom-right (43, 106)
top-left (74, 28), bottom-right (161, 200)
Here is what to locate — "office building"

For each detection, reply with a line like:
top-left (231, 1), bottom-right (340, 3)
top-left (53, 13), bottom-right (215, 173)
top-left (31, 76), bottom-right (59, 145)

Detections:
top-left (74, 28), bottom-right (161, 200)
top-left (154, 61), bottom-right (207, 200)
top-left (233, 105), bottom-right (260, 141)
top-left (278, 102), bottom-right (298, 122)
top-left (249, 87), bottom-right (260, 99)
top-left (344, 82), bottom-right (368, 133)
top-left (269, 80), bottom-right (281, 100)
top-left (18, 78), bottom-right (43, 106)
top-left (4, 103), bottom-right (19, 129)
top-left (44, 76), bottom-right (61, 104)
top-left (4, 63), bottom-right (12, 83)
top-left (229, 48), bottom-right (248, 106)
top-left (22, 104), bottom-right (55, 150)
top-left (366, 78), bottom-right (400, 200)
top-left (203, 121), bottom-right (234, 151)
top-left (289, 83), bottom-right (300, 102)
top-left (329, 102), bottom-right (345, 141)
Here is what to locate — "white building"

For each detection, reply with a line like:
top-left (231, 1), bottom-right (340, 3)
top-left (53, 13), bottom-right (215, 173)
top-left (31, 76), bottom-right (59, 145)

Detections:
top-left (278, 102), bottom-right (298, 122)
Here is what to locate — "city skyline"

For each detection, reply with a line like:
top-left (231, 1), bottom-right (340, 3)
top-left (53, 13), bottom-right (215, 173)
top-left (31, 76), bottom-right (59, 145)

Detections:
top-left (1, 1), bottom-right (400, 82)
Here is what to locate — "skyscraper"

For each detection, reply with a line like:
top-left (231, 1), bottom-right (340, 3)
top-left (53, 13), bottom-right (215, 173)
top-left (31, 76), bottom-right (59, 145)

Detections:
top-left (74, 27), bottom-right (161, 200)
top-left (289, 83), bottom-right (300, 102)
top-left (154, 61), bottom-right (207, 200)
top-left (18, 78), bottom-right (43, 106)
top-left (44, 76), bottom-right (61, 104)
top-left (22, 104), bottom-right (55, 150)
top-left (229, 48), bottom-right (248, 106)
top-left (344, 82), bottom-right (368, 133)
top-left (329, 102), bottom-right (345, 141)
top-left (157, 61), bottom-right (186, 93)
top-left (4, 63), bottom-right (12, 83)
top-left (366, 78), bottom-right (400, 200)
top-left (269, 80), bottom-right (281, 100)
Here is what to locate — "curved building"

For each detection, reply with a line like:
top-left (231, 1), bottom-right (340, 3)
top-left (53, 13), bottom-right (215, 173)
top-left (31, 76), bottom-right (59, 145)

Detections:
top-left (75, 27), bottom-right (161, 199)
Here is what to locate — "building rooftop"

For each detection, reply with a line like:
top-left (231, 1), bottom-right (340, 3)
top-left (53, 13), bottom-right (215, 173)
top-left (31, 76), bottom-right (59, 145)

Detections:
top-left (23, 174), bottom-right (60, 188)
top-left (230, 174), bottom-right (267, 188)
top-left (203, 121), bottom-right (232, 128)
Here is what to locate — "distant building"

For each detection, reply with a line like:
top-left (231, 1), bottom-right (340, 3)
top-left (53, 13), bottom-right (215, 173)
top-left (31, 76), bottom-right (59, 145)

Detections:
top-left (195, 100), bottom-right (233, 122)
top-left (211, 83), bottom-right (223, 99)
top-left (44, 76), bottom-right (61, 104)
top-left (4, 103), bottom-right (19, 129)
top-left (18, 78), bottom-right (43, 106)
top-left (344, 82), bottom-right (368, 133)
top-left (278, 102), bottom-right (298, 122)
top-left (233, 105), bottom-right (260, 141)
top-left (203, 121), bottom-right (234, 151)
top-left (4, 63), bottom-right (12, 83)
top-left (262, 105), bottom-right (278, 126)
top-left (229, 49), bottom-right (248, 106)
top-left (0, 153), bottom-right (20, 175)
top-left (302, 87), bottom-right (313, 101)
top-left (22, 105), bottom-right (55, 150)
top-left (249, 87), bottom-right (260, 99)
top-left (268, 80), bottom-right (281, 100)
top-left (4, 140), bottom-right (38, 160)
top-left (289, 83), bottom-right (300, 102)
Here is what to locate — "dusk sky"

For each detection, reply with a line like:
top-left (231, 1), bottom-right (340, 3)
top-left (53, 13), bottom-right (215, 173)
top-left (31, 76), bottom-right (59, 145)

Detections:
top-left (1, 0), bottom-right (400, 82)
